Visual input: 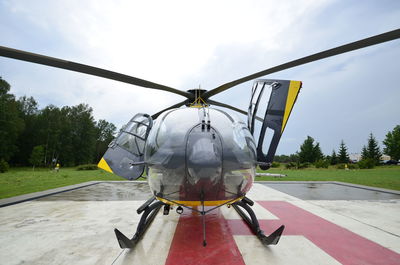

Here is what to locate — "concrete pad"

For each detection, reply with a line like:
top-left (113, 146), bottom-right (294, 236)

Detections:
top-left (309, 200), bottom-right (400, 237)
top-left (221, 201), bottom-right (279, 220)
top-left (37, 182), bottom-right (152, 201)
top-left (0, 182), bottom-right (399, 265)
top-left (113, 212), bottom-right (178, 265)
top-left (261, 182), bottom-right (400, 200)
top-left (291, 199), bottom-right (400, 253)
top-left (235, 235), bottom-right (342, 265)
top-left (0, 201), bottom-right (133, 265)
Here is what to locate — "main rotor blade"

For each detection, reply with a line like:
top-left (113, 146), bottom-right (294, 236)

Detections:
top-left (208, 99), bottom-right (263, 122)
top-left (203, 28), bottom-right (400, 99)
top-left (0, 46), bottom-right (192, 98)
top-left (151, 99), bottom-right (190, 119)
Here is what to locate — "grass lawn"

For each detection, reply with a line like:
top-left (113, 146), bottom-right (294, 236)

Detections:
top-left (1, 166), bottom-right (399, 200)
top-left (257, 166), bottom-right (400, 191)
top-left (0, 167), bottom-right (124, 199)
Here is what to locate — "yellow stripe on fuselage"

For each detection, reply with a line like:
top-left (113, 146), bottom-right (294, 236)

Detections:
top-left (281, 81), bottom-right (302, 133)
top-left (97, 157), bottom-right (113, 174)
top-left (156, 196), bottom-right (243, 207)
top-left (189, 104), bottom-right (204, 108)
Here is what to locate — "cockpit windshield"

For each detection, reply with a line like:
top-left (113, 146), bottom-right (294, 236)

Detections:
top-left (145, 106), bottom-right (256, 201)
top-left (115, 114), bottom-right (152, 156)
top-left (145, 107), bottom-right (256, 165)
top-left (149, 108), bottom-right (199, 149)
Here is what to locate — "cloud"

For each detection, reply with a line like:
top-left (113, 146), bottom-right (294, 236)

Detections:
top-left (0, 0), bottom-right (399, 155)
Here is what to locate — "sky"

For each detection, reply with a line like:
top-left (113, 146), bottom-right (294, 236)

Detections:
top-left (0, 0), bottom-right (399, 155)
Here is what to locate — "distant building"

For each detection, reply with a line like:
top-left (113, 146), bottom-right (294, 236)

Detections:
top-left (349, 153), bottom-right (392, 163)
top-left (349, 153), bottom-right (361, 162)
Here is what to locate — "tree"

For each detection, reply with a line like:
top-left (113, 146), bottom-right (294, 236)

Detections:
top-left (361, 133), bottom-right (382, 165)
top-left (274, 154), bottom-right (290, 163)
top-left (338, 140), bottom-right (349, 163)
top-left (36, 103), bottom-right (97, 166)
top-left (11, 96), bottom-right (40, 165)
top-left (330, 150), bottom-right (338, 165)
top-left (298, 136), bottom-right (323, 163)
top-left (0, 159), bottom-right (9, 173)
top-left (289, 153), bottom-right (299, 163)
top-left (361, 146), bottom-right (368, 160)
top-left (96, 119), bottom-right (116, 143)
top-left (0, 78), bottom-right (117, 167)
top-left (37, 105), bottom-right (63, 166)
top-left (0, 77), bottom-right (24, 163)
top-left (367, 133), bottom-right (382, 164)
top-left (314, 143), bottom-right (323, 161)
top-left (69, 104), bottom-right (97, 165)
top-left (383, 125), bottom-right (400, 160)
top-left (95, 119), bottom-right (116, 162)
top-left (29, 145), bottom-right (44, 170)
top-left (18, 96), bottom-right (39, 116)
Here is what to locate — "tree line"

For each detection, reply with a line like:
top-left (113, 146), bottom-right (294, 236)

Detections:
top-left (0, 77), bottom-right (116, 171)
top-left (274, 128), bottom-right (400, 169)
top-left (2, 76), bottom-right (399, 172)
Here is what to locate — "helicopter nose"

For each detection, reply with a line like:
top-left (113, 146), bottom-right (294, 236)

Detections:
top-left (186, 127), bottom-right (222, 185)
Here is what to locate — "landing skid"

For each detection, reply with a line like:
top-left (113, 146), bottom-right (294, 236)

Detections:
top-left (114, 199), bottom-right (164, 249)
top-left (114, 196), bottom-right (284, 249)
top-left (232, 199), bottom-right (285, 246)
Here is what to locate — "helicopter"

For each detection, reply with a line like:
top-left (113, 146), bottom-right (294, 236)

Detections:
top-left (0, 28), bottom-right (399, 249)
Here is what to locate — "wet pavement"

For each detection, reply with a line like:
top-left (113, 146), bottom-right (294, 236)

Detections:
top-left (262, 182), bottom-right (400, 200)
top-left (37, 182), bottom-right (152, 201)
top-left (0, 181), bottom-right (399, 265)
top-left (33, 181), bottom-right (400, 202)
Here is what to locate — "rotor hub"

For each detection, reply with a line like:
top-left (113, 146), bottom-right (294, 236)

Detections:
top-left (187, 89), bottom-right (208, 106)
top-left (187, 89), bottom-right (207, 98)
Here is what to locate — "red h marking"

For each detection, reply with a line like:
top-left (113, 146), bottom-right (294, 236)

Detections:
top-left (166, 208), bottom-right (245, 265)
top-left (228, 201), bottom-right (400, 265)
top-left (166, 202), bottom-right (400, 265)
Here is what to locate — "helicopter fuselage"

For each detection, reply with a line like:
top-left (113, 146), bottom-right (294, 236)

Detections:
top-left (145, 107), bottom-right (256, 206)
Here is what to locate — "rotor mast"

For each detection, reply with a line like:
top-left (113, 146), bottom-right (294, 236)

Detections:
top-left (187, 88), bottom-right (208, 107)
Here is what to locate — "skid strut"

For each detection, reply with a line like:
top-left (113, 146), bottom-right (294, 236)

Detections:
top-left (114, 200), bottom-right (164, 249)
top-left (232, 198), bottom-right (285, 246)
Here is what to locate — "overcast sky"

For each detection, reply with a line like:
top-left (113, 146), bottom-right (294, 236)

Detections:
top-left (0, 0), bottom-right (399, 155)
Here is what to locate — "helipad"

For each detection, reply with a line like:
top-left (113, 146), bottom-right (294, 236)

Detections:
top-left (0, 181), bottom-right (399, 265)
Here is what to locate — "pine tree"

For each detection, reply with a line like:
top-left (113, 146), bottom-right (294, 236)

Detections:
top-left (338, 140), bottom-right (349, 163)
top-left (365, 133), bottom-right (381, 165)
top-left (314, 143), bottom-right (324, 161)
top-left (298, 136), bottom-right (323, 163)
top-left (383, 125), bottom-right (400, 160)
top-left (361, 145), bottom-right (368, 160)
top-left (330, 150), bottom-right (338, 165)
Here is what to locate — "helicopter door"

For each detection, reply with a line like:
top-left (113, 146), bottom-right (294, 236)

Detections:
top-left (98, 113), bottom-right (153, 180)
top-left (248, 79), bottom-right (302, 169)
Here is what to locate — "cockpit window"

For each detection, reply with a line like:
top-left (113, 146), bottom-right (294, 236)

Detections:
top-left (145, 108), bottom-right (200, 159)
top-left (115, 114), bottom-right (152, 156)
top-left (145, 107), bottom-right (256, 165)
top-left (156, 109), bottom-right (199, 147)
